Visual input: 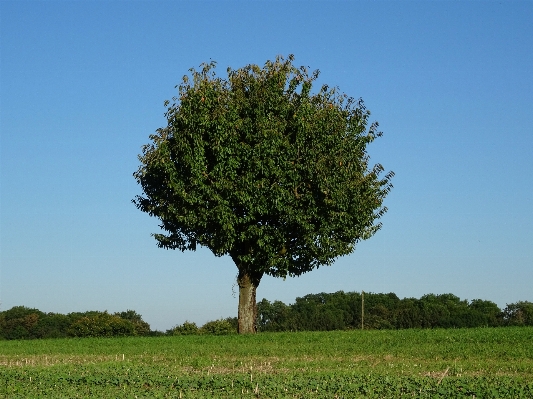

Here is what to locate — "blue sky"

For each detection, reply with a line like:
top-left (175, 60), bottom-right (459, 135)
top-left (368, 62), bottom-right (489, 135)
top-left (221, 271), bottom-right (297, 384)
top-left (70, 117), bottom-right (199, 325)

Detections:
top-left (1, 1), bottom-right (532, 331)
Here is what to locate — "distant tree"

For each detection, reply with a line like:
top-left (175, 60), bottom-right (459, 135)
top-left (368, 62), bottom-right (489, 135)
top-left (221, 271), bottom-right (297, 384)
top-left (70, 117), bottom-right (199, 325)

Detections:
top-left (395, 298), bottom-right (421, 329)
top-left (224, 316), bottom-right (239, 332)
top-left (363, 292), bottom-right (400, 328)
top-left (167, 321), bottom-right (199, 335)
top-left (133, 55), bottom-right (393, 333)
top-left (67, 312), bottom-right (136, 338)
top-left (200, 319), bottom-right (236, 335)
top-left (290, 292), bottom-right (352, 331)
top-left (257, 299), bottom-right (289, 332)
top-left (0, 306), bottom-right (44, 340)
top-left (67, 310), bottom-right (105, 322)
top-left (114, 310), bottom-right (151, 336)
top-left (114, 310), bottom-right (143, 322)
top-left (33, 313), bottom-right (71, 339)
top-left (468, 299), bottom-right (502, 327)
top-left (503, 301), bottom-right (533, 326)
top-left (435, 293), bottom-right (469, 328)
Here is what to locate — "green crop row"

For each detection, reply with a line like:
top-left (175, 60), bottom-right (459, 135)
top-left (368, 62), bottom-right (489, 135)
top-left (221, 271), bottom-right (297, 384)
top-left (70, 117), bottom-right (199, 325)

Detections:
top-left (1, 328), bottom-right (532, 398)
top-left (2, 367), bottom-right (532, 398)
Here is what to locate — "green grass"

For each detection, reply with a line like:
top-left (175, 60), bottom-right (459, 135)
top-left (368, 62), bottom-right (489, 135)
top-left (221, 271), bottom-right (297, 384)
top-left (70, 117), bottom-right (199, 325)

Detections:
top-left (1, 327), bottom-right (532, 398)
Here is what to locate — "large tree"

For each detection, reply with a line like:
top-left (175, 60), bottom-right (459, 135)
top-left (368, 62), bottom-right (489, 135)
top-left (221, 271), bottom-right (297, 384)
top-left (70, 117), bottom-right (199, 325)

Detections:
top-left (133, 55), bottom-right (393, 333)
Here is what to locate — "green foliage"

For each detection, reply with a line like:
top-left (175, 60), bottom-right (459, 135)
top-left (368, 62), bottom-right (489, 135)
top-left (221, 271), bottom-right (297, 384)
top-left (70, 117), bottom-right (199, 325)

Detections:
top-left (166, 321), bottom-right (199, 335)
top-left (66, 312), bottom-right (136, 338)
top-left (167, 318), bottom-right (238, 336)
top-left (32, 313), bottom-right (71, 339)
top-left (503, 301), bottom-right (533, 326)
top-left (1, 328), bottom-right (532, 397)
top-left (114, 310), bottom-right (151, 336)
top-left (114, 309), bottom-right (143, 322)
top-left (199, 319), bottom-right (236, 335)
top-left (0, 306), bottom-right (45, 340)
top-left (223, 316), bottom-right (238, 332)
top-left (257, 291), bottom-right (510, 332)
top-left (0, 307), bottom-right (152, 340)
top-left (469, 299), bottom-right (502, 327)
top-left (257, 299), bottom-right (295, 332)
top-left (133, 55), bottom-right (394, 332)
top-left (1, 295), bottom-right (529, 341)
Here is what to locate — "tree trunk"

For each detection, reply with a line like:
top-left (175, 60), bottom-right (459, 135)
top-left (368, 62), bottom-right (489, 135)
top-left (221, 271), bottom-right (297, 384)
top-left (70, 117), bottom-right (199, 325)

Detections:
top-left (237, 269), bottom-right (262, 334)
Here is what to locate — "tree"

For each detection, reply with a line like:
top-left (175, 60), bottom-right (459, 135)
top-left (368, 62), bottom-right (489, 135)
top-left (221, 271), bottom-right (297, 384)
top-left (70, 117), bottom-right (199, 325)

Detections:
top-left (114, 310), bottom-right (151, 336)
top-left (0, 306), bottom-right (44, 340)
top-left (133, 55), bottom-right (393, 333)
top-left (257, 299), bottom-right (294, 332)
top-left (67, 312), bottom-right (136, 338)
top-left (468, 299), bottom-right (502, 327)
top-left (503, 301), bottom-right (533, 326)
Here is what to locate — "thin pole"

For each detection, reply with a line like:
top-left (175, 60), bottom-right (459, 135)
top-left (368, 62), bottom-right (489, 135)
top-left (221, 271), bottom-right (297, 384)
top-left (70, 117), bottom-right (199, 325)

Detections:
top-left (361, 290), bottom-right (364, 330)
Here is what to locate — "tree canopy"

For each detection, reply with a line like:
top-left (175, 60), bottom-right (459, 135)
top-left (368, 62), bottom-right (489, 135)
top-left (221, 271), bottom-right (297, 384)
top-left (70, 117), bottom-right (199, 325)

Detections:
top-left (133, 55), bottom-right (393, 332)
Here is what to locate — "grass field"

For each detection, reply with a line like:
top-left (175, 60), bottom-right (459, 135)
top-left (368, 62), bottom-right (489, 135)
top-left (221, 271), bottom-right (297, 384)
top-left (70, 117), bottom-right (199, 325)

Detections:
top-left (1, 327), bottom-right (532, 398)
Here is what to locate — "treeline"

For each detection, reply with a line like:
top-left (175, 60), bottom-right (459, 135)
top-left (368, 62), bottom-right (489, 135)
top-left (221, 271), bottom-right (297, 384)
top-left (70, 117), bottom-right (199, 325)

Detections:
top-left (0, 307), bottom-right (152, 340)
top-left (0, 305), bottom-right (240, 340)
top-left (257, 291), bottom-right (533, 331)
top-left (2, 292), bottom-right (532, 339)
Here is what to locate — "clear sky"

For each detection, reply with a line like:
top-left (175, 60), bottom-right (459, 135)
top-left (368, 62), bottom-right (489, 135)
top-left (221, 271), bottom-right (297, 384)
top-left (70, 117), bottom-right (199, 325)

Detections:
top-left (1, 1), bottom-right (532, 331)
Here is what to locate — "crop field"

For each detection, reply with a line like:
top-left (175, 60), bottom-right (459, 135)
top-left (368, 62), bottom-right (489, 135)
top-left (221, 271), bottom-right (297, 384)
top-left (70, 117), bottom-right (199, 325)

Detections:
top-left (1, 327), bottom-right (532, 398)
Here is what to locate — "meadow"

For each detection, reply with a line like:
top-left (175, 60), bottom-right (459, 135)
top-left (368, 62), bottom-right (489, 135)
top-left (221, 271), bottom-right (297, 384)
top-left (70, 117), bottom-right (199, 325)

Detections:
top-left (1, 327), bottom-right (532, 398)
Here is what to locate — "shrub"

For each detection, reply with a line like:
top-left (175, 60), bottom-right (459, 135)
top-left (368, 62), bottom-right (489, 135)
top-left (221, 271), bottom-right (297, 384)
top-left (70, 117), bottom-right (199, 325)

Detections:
top-left (0, 306), bottom-right (44, 339)
top-left (167, 321), bottom-right (199, 336)
top-left (503, 301), bottom-right (533, 326)
top-left (200, 319), bottom-right (236, 335)
top-left (33, 313), bottom-right (71, 339)
top-left (67, 312), bottom-right (136, 338)
top-left (224, 317), bottom-right (238, 331)
top-left (114, 310), bottom-right (151, 336)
